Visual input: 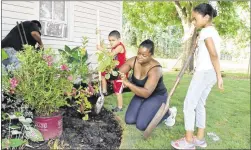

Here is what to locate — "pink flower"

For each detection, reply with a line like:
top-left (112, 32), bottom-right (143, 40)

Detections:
top-left (43, 55), bottom-right (53, 62)
top-left (67, 76), bottom-right (73, 81)
top-left (47, 61), bottom-right (52, 67)
top-left (61, 64), bottom-right (69, 71)
top-left (10, 78), bottom-right (18, 88)
top-left (43, 55), bottom-right (53, 66)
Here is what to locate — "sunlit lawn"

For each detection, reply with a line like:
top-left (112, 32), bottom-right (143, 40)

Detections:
top-left (104, 71), bottom-right (250, 149)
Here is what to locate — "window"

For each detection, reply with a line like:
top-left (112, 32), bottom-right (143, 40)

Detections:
top-left (39, 1), bottom-right (67, 38)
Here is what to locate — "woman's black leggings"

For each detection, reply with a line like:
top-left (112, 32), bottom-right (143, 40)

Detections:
top-left (125, 92), bottom-right (170, 131)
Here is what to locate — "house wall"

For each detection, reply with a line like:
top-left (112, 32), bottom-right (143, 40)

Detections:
top-left (1, 1), bottom-right (123, 66)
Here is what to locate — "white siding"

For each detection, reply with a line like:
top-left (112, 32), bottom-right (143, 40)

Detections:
top-left (1, 1), bottom-right (37, 39)
top-left (1, 1), bottom-right (122, 66)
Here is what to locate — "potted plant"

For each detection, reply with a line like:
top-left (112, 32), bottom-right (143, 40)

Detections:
top-left (6, 45), bottom-right (74, 140)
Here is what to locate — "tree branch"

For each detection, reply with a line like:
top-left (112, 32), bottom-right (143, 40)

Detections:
top-left (186, 1), bottom-right (193, 24)
top-left (173, 1), bottom-right (187, 24)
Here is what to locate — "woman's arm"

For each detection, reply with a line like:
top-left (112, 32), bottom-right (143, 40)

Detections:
top-left (121, 66), bottom-right (162, 98)
top-left (118, 56), bottom-right (135, 74)
top-left (205, 37), bottom-right (224, 90)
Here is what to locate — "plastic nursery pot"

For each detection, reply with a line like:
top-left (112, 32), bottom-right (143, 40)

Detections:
top-left (34, 112), bottom-right (63, 141)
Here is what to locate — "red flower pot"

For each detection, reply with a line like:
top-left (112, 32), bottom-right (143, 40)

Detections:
top-left (34, 113), bottom-right (63, 140)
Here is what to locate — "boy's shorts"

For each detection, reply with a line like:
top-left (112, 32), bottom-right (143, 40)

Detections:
top-left (101, 71), bottom-right (106, 77)
top-left (112, 77), bottom-right (124, 94)
top-left (101, 70), bottom-right (127, 94)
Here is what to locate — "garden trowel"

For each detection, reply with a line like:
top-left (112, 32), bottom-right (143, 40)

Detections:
top-left (94, 71), bottom-right (105, 114)
top-left (94, 23), bottom-right (105, 114)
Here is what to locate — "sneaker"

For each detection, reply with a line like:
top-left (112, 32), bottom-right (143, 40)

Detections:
top-left (164, 106), bottom-right (177, 127)
top-left (112, 107), bottom-right (123, 112)
top-left (171, 137), bottom-right (195, 149)
top-left (193, 136), bottom-right (207, 148)
top-left (103, 92), bottom-right (108, 96)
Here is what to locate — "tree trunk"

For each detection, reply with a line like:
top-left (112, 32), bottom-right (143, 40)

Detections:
top-left (173, 1), bottom-right (196, 73)
top-left (177, 22), bottom-right (197, 73)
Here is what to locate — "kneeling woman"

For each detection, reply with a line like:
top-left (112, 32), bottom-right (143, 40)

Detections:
top-left (119, 39), bottom-right (177, 131)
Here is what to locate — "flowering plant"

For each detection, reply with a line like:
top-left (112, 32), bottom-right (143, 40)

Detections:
top-left (58, 36), bottom-right (89, 83)
top-left (4, 45), bottom-right (73, 116)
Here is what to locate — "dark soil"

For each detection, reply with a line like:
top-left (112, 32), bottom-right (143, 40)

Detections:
top-left (25, 106), bottom-right (122, 149)
top-left (2, 81), bottom-right (126, 149)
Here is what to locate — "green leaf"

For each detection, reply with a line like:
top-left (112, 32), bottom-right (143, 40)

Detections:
top-left (67, 57), bottom-right (75, 63)
top-left (72, 46), bottom-right (80, 51)
top-left (105, 73), bottom-right (110, 79)
top-left (25, 127), bottom-right (44, 142)
top-left (9, 125), bottom-right (21, 130)
top-left (71, 51), bottom-right (80, 61)
top-left (82, 114), bottom-right (89, 120)
top-left (58, 49), bottom-right (66, 54)
top-left (1, 139), bottom-right (10, 149)
top-left (112, 70), bottom-right (118, 76)
top-left (9, 139), bottom-right (27, 148)
top-left (1, 49), bottom-right (8, 61)
top-left (64, 45), bottom-right (71, 53)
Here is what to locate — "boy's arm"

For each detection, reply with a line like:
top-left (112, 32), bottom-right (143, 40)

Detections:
top-left (205, 37), bottom-right (223, 90)
top-left (111, 45), bottom-right (124, 56)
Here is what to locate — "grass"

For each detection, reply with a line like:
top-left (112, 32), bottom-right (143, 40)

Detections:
top-left (104, 71), bottom-right (250, 149)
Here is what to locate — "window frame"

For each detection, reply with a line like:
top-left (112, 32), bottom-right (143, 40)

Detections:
top-left (39, 1), bottom-right (67, 38)
top-left (35, 1), bottom-right (74, 41)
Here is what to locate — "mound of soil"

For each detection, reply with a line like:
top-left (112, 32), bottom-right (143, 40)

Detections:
top-left (25, 107), bottom-right (122, 149)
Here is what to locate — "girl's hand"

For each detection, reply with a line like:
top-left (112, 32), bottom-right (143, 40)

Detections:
top-left (217, 76), bottom-right (224, 91)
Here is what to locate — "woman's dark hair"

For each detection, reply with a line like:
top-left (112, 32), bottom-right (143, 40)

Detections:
top-left (108, 30), bottom-right (121, 39)
top-left (139, 39), bottom-right (154, 55)
top-left (31, 20), bottom-right (42, 29)
top-left (193, 3), bottom-right (217, 18)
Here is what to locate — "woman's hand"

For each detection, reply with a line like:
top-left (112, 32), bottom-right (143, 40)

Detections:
top-left (118, 72), bottom-right (130, 87)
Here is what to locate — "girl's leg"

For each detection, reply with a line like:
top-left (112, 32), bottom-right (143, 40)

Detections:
top-left (135, 92), bottom-right (169, 131)
top-left (171, 71), bottom-right (212, 150)
top-left (183, 71), bottom-right (210, 142)
top-left (195, 71), bottom-right (216, 140)
top-left (125, 95), bottom-right (143, 124)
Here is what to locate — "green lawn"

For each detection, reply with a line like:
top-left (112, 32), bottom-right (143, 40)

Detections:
top-left (104, 72), bottom-right (250, 149)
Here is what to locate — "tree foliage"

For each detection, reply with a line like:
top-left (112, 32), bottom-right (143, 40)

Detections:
top-left (123, 1), bottom-right (250, 58)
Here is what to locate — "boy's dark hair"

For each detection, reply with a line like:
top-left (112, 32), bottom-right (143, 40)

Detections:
top-left (31, 20), bottom-right (42, 29)
top-left (139, 39), bottom-right (154, 55)
top-left (108, 30), bottom-right (121, 39)
top-left (193, 3), bottom-right (217, 18)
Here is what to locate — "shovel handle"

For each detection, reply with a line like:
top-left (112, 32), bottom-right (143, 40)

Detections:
top-left (143, 44), bottom-right (196, 139)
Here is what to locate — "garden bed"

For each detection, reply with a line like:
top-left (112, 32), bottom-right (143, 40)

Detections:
top-left (23, 106), bottom-right (122, 149)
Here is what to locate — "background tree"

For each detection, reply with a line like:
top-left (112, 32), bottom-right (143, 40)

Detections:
top-left (123, 1), bottom-right (250, 72)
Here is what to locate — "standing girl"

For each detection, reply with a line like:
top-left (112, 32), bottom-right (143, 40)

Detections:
top-left (171, 3), bottom-right (224, 149)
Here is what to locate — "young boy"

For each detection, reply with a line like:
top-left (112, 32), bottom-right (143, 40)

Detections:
top-left (98, 30), bottom-right (126, 112)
